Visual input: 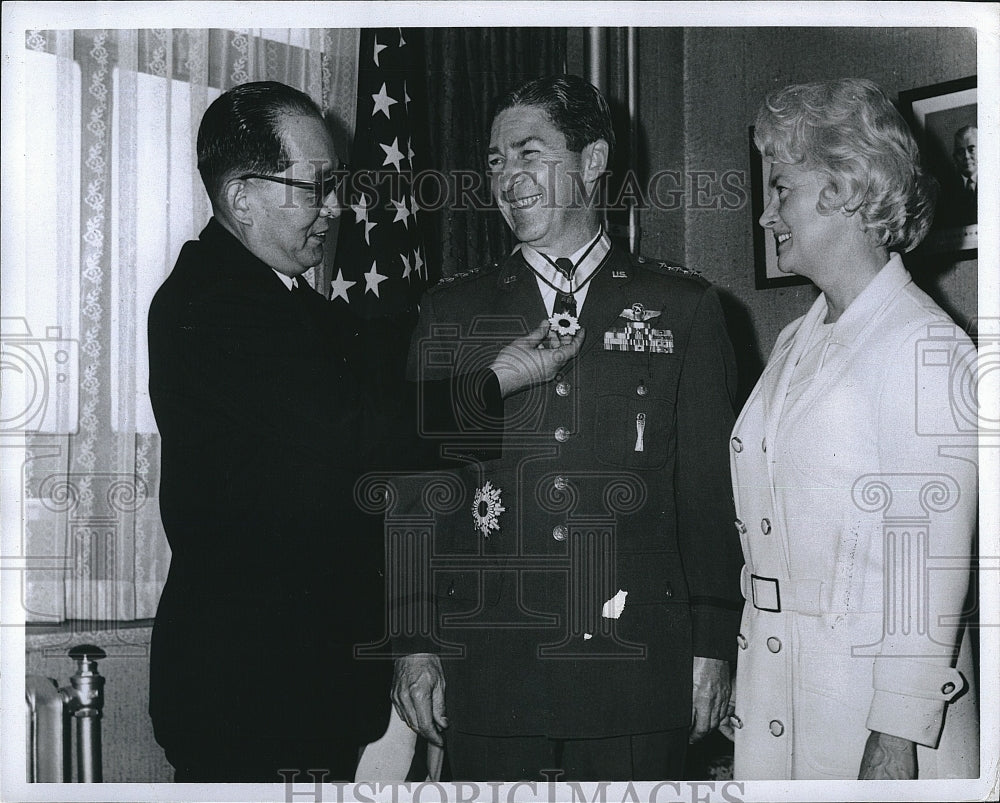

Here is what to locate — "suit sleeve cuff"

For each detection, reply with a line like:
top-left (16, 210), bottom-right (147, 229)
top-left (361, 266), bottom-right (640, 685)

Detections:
top-left (865, 656), bottom-right (964, 747)
top-left (691, 601), bottom-right (742, 663)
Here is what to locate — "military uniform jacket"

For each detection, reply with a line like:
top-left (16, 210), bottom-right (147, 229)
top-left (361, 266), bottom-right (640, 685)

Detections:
top-left (401, 243), bottom-right (743, 738)
top-left (729, 255), bottom-right (979, 779)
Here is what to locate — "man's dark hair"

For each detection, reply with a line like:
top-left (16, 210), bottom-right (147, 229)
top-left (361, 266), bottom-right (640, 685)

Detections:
top-left (197, 80), bottom-right (325, 205)
top-left (491, 74), bottom-right (616, 157)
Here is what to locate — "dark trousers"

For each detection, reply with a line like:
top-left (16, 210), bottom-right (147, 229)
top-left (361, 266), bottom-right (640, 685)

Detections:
top-left (446, 728), bottom-right (688, 781)
top-left (165, 735), bottom-right (361, 783)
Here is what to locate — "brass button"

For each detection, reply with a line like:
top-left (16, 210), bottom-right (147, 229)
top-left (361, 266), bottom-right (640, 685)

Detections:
top-left (731, 436), bottom-right (743, 453)
top-left (553, 475), bottom-right (569, 491)
top-left (552, 524), bottom-right (568, 542)
top-left (942, 682), bottom-right (956, 695)
top-left (556, 381), bottom-right (571, 397)
top-left (735, 519), bottom-right (747, 535)
top-left (769, 719), bottom-right (784, 737)
top-left (636, 382), bottom-right (648, 396)
top-left (766, 637), bottom-right (782, 653)
top-left (737, 633), bottom-right (748, 650)
top-left (554, 426), bottom-right (571, 443)
top-left (761, 518), bottom-right (772, 534)
top-left (730, 715), bottom-right (743, 729)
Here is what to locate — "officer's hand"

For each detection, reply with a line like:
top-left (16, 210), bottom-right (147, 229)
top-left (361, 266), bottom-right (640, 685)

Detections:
top-left (391, 653), bottom-right (447, 746)
top-left (690, 656), bottom-right (731, 743)
top-left (490, 320), bottom-right (586, 398)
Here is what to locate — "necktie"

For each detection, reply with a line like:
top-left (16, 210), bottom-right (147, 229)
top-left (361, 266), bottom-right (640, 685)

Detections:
top-left (967, 178), bottom-right (976, 194)
top-left (554, 258), bottom-right (577, 317)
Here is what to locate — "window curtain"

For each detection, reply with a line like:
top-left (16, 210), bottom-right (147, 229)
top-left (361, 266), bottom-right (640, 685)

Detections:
top-left (418, 28), bottom-right (567, 276)
top-left (15, 28), bottom-right (359, 627)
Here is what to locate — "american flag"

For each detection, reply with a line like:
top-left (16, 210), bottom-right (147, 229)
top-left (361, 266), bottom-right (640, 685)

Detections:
top-left (331, 27), bottom-right (430, 320)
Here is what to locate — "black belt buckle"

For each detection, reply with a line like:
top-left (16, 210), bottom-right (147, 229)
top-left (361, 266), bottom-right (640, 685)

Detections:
top-left (750, 574), bottom-right (781, 613)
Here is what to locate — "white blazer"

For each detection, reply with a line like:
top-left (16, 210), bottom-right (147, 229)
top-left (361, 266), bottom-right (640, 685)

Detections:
top-left (730, 255), bottom-right (979, 780)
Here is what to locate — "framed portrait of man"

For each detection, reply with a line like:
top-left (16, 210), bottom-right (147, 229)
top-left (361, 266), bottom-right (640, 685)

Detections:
top-left (900, 76), bottom-right (977, 259)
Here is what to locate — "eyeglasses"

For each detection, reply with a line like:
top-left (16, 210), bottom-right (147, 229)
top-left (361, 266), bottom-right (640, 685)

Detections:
top-left (238, 164), bottom-right (349, 209)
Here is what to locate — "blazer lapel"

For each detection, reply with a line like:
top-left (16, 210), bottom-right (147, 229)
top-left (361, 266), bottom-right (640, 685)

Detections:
top-left (762, 295), bottom-right (827, 477)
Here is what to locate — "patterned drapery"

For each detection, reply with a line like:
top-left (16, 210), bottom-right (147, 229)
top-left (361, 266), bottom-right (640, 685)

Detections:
top-left (13, 29), bottom-right (359, 627)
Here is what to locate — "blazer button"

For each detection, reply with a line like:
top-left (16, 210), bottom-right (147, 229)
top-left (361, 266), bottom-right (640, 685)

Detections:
top-left (735, 518), bottom-right (747, 535)
top-left (730, 715), bottom-right (744, 729)
top-left (737, 633), bottom-right (748, 650)
top-left (556, 381), bottom-right (571, 397)
top-left (552, 524), bottom-right (568, 542)
top-left (942, 681), bottom-right (956, 695)
top-left (553, 475), bottom-right (569, 491)
top-left (761, 518), bottom-right (772, 534)
top-left (766, 636), bottom-right (782, 653)
top-left (731, 436), bottom-right (743, 453)
top-left (554, 426), bottom-right (571, 443)
top-left (769, 719), bottom-right (784, 737)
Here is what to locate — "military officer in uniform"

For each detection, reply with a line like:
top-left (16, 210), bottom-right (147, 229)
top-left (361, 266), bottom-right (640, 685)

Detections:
top-left (391, 74), bottom-right (743, 781)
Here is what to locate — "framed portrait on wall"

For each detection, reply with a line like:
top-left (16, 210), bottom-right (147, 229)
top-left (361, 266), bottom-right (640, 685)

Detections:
top-left (748, 127), bottom-right (811, 289)
top-left (900, 76), bottom-right (977, 259)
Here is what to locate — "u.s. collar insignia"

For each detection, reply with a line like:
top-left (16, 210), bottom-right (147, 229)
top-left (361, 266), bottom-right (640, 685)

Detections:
top-left (620, 303), bottom-right (662, 323)
top-left (472, 481), bottom-right (506, 538)
top-left (612, 270), bottom-right (628, 278)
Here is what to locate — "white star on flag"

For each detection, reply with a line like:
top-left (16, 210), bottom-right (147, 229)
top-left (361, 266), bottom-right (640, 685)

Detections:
top-left (407, 139), bottom-right (416, 163)
top-left (351, 195), bottom-right (377, 245)
top-left (373, 37), bottom-right (387, 66)
top-left (329, 269), bottom-right (357, 303)
top-left (409, 194), bottom-right (420, 222)
top-left (399, 30), bottom-right (406, 47)
top-left (400, 252), bottom-right (412, 281)
top-left (371, 82), bottom-right (397, 119)
top-left (380, 137), bottom-right (406, 172)
top-left (364, 261), bottom-right (389, 297)
top-left (413, 248), bottom-right (425, 280)
top-left (404, 81), bottom-right (412, 111)
top-left (391, 198), bottom-right (411, 226)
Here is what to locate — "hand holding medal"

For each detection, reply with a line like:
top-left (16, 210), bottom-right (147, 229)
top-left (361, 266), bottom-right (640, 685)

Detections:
top-left (490, 319), bottom-right (586, 398)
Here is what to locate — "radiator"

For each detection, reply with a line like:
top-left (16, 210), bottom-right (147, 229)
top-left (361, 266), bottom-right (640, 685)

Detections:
top-left (25, 644), bottom-right (106, 783)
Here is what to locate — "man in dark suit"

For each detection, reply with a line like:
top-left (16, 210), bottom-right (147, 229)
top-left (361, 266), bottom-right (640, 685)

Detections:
top-left (392, 75), bottom-right (743, 780)
top-left (948, 124), bottom-right (977, 225)
top-left (147, 81), bottom-right (581, 782)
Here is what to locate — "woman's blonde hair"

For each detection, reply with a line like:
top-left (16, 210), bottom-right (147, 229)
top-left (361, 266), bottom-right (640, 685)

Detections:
top-left (754, 78), bottom-right (936, 252)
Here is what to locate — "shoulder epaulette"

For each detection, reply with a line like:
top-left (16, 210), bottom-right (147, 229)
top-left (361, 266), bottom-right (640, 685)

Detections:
top-left (429, 262), bottom-right (499, 291)
top-left (635, 255), bottom-right (709, 285)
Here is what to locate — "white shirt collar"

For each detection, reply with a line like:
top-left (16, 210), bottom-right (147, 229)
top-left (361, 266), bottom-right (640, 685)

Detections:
top-left (272, 270), bottom-right (296, 291)
top-left (518, 229), bottom-right (610, 295)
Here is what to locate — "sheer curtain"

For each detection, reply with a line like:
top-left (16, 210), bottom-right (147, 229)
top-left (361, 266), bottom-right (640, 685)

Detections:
top-left (14, 28), bottom-right (359, 627)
